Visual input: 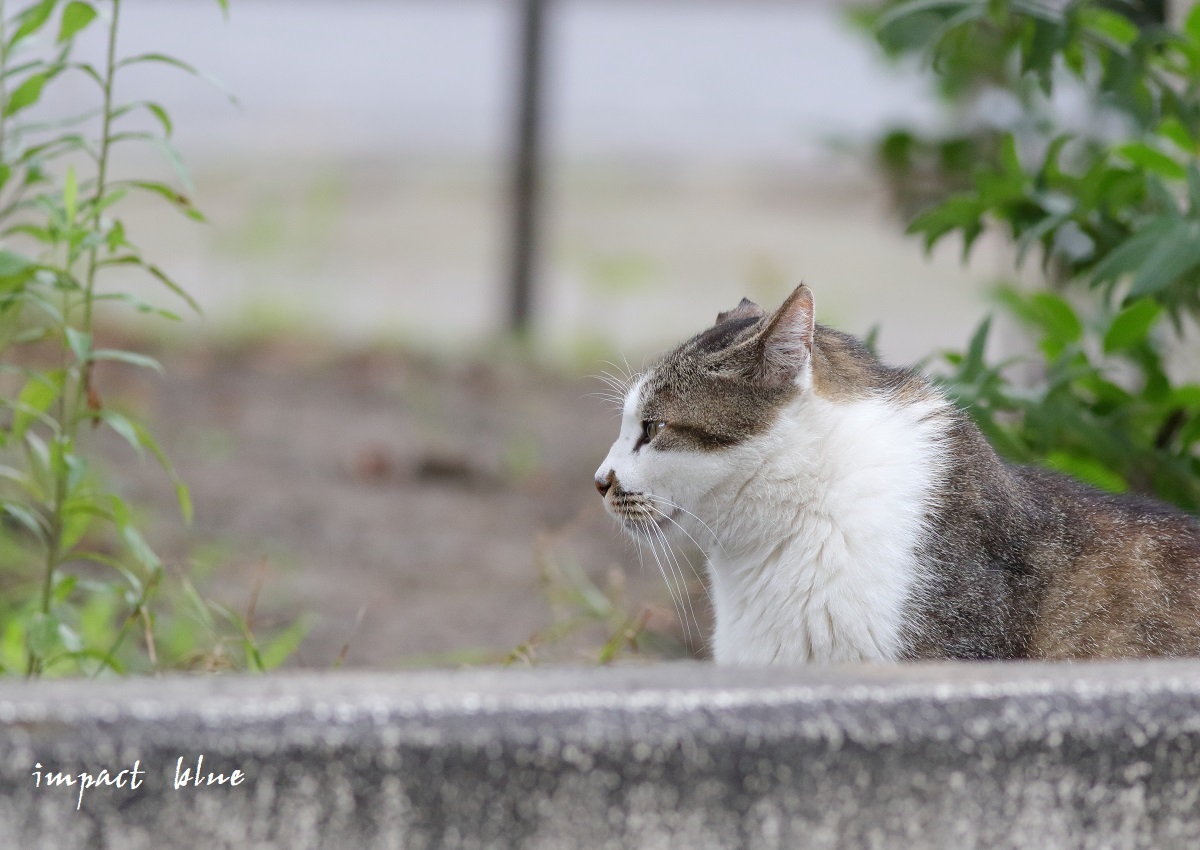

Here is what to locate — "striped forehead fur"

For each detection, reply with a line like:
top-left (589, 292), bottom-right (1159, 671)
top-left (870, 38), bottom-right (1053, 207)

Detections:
top-left (635, 313), bottom-right (935, 451)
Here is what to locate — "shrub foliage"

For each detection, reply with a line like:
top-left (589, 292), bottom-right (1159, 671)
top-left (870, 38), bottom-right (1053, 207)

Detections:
top-left (861, 0), bottom-right (1200, 509)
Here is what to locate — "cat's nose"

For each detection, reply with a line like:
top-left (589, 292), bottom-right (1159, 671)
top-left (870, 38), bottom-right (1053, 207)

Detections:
top-left (595, 470), bottom-right (615, 497)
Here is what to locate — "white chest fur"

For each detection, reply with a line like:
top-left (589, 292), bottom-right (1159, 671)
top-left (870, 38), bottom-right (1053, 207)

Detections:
top-left (701, 393), bottom-right (947, 664)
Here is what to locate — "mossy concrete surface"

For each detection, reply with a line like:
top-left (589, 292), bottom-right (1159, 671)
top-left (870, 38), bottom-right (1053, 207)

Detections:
top-left (2, 662), bottom-right (1199, 848)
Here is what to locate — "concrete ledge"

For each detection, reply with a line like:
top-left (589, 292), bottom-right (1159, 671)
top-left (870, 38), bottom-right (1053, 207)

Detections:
top-left (2, 661), bottom-right (1200, 848)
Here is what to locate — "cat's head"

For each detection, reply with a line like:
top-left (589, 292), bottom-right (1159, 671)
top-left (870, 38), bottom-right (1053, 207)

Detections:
top-left (594, 284), bottom-right (821, 544)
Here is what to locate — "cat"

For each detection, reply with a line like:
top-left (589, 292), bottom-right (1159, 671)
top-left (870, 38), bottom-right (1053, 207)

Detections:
top-left (594, 284), bottom-right (1200, 663)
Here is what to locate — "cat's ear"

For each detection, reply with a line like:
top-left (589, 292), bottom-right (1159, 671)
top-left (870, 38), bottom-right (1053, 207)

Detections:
top-left (716, 298), bottom-right (765, 325)
top-left (752, 284), bottom-right (815, 387)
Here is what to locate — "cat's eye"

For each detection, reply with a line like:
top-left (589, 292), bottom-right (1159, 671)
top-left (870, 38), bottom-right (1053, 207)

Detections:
top-left (642, 420), bottom-right (667, 444)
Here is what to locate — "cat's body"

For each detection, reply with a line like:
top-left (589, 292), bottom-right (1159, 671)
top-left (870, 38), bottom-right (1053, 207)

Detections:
top-left (595, 285), bottom-right (1200, 663)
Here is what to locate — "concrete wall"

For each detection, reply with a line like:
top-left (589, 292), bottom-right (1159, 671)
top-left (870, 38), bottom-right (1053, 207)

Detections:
top-left (3, 661), bottom-right (1200, 848)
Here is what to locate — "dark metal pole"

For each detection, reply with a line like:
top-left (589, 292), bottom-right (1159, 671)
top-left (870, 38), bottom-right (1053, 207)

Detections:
top-left (506, 0), bottom-right (546, 336)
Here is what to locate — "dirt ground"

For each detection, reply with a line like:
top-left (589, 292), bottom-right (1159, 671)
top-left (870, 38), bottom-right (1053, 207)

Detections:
top-left (95, 333), bottom-right (708, 670)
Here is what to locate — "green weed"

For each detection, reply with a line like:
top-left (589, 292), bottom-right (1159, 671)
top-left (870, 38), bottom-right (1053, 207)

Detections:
top-left (0, 0), bottom-right (302, 677)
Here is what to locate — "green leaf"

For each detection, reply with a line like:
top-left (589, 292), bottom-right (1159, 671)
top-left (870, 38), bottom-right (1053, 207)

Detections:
top-left (1030, 292), bottom-right (1082, 343)
top-left (59, 502), bottom-right (92, 552)
top-left (63, 451), bottom-right (88, 494)
top-left (12, 373), bottom-right (60, 441)
top-left (90, 349), bottom-right (163, 372)
top-left (91, 187), bottom-right (127, 218)
top-left (113, 101), bottom-right (173, 137)
top-left (1080, 8), bottom-right (1138, 47)
top-left (1170, 385), bottom-right (1200, 408)
top-left (1090, 216), bottom-right (1180, 288)
top-left (140, 262), bottom-right (201, 314)
top-left (3, 224), bottom-right (53, 245)
top-left (0, 464), bottom-right (31, 492)
top-left (65, 327), bottom-right (91, 363)
top-left (1188, 164), bottom-right (1200, 215)
top-left (97, 410), bottom-right (143, 459)
top-left (1008, 0), bottom-right (1062, 25)
top-left (1044, 451), bottom-right (1127, 493)
top-left (998, 131), bottom-right (1021, 176)
top-left (874, 0), bottom-right (980, 32)
top-left (115, 51), bottom-right (199, 76)
top-left (907, 194), bottom-right (985, 253)
top-left (23, 432), bottom-right (53, 498)
top-left (1187, 2), bottom-right (1200, 45)
top-left (1114, 143), bottom-right (1187, 181)
top-left (68, 60), bottom-right (103, 90)
top-left (93, 292), bottom-right (181, 321)
top-left (119, 180), bottom-right (204, 220)
top-left (0, 499), bottom-right (48, 542)
top-left (0, 249), bottom-right (34, 278)
top-left (1000, 290), bottom-right (1084, 345)
top-left (57, 1), bottom-right (97, 43)
top-left (960, 315), bottom-right (992, 381)
top-left (14, 288), bottom-right (64, 324)
top-left (118, 519), bottom-right (161, 571)
top-left (2, 59), bottom-right (49, 81)
top-left (260, 618), bottom-right (310, 671)
top-left (175, 481), bottom-right (193, 525)
top-left (1158, 117), bottom-right (1194, 153)
top-left (51, 573), bottom-right (77, 605)
top-left (128, 418), bottom-right (192, 524)
top-left (177, 572), bottom-right (217, 631)
top-left (17, 131), bottom-right (96, 164)
top-left (0, 619), bottom-right (23, 674)
top-left (145, 136), bottom-right (195, 194)
top-left (1103, 298), bottom-right (1161, 353)
top-left (101, 218), bottom-right (126, 253)
top-left (9, 0), bottom-right (58, 48)
top-left (144, 101), bottom-right (173, 136)
top-left (113, 52), bottom-right (238, 100)
top-left (1129, 219), bottom-right (1200, 297)
top-left (26, 612), bottom-right (63, 658)
top-left (5, 71), bottom-right (50, 117)
top-left (63, 164), bottom-right (77, 225)
top-left (1015, 211), bottom-right (1068, 267)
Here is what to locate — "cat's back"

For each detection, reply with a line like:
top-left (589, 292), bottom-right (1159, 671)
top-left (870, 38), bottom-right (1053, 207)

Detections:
top-left (913, 414), bottom-right (1200, 660)
top-left (1014, 465), bottom-right (1200, 658)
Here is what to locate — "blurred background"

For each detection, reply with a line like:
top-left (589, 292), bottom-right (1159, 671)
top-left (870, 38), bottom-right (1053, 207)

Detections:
top-left (32, 0), bottom-right (1027, 669)
top-left (86, 0), bottom-right (1021, 356)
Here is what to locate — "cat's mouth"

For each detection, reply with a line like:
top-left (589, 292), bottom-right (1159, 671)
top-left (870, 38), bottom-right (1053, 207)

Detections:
top-left (607, 492), bottom-right (678, 534)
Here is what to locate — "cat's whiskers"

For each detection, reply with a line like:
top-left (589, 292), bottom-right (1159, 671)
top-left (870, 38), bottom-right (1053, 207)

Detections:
top-left (595, 376), bottom-right (626, 396)
top-left (594, 364), bottom-right (635, 397)
top-left (647, 516), bottom-right (703, 644)
top-left (584, 389), bottom-right (627, 415)
top-left (599, 357), bottom-right (638, 393)
top-left (599, 358), bottom-right (633, 380)
top-left (638, 522), bottom-right (691, 645)
top-left (650, 522), bottom-right (702, 647)
top-left (616, 501), bottom-right (693, 642)
top-left (611, 493), bottom-right (710, 644)
top-left (644, 494), bottom-right (727, 558)
top-left (643, 500), bottom-right (718, 607)
top-left (638, 497), bottom-right (715, 593)
top-left (619, 353), bottom-right (636, 384)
